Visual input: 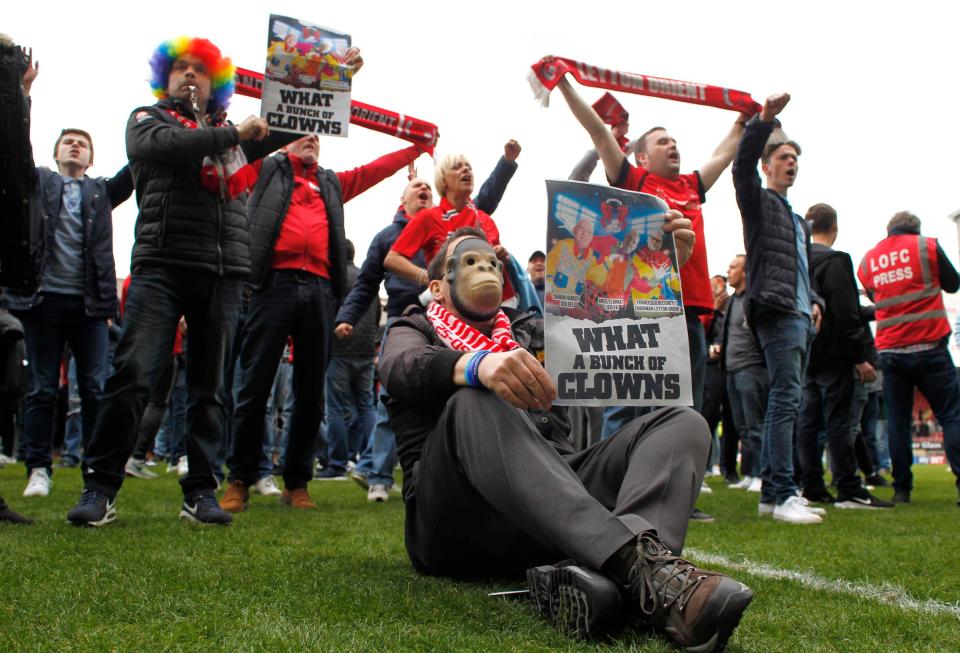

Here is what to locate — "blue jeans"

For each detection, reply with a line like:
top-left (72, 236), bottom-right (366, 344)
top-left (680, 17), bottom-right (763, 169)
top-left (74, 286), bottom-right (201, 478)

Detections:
top-left (725, 365), bottom-right (769, 478)
top-left (154, 355), bottom-right (188, 462)
top-left (324, 356), bottom-right (377, 472)
top-left (354, 386), bottom-right (398, 487)
top-left (62, 356), bottom-right (83, 464)
top-left (227, 271), bottom-right (336, 489)
top-left (862, 390), bottom-right (890, 470)
top-left (754, 312), bottom-right (815, 504)
top-left (600, 311), bottom-right (706, 439)
top-left (82, 266), bottom-right (243, 497)
top-left (264, 359), bottom-right (293, 476)
top-left (879, 344), bottom-right (960, 493)
top-left (15, 292), bottom-right (109, 475)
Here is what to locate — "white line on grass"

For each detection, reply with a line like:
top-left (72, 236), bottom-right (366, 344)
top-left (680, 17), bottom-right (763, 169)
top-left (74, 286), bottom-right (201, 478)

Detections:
top-left (685, 548), bottom-right (960, 618)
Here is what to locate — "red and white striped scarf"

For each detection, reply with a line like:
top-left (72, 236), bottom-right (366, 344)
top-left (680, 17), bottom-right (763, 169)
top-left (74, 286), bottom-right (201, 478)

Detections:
top-left (165, 110), bottom-right (258, 200)
top-left (528, 57), bottom-right (762, 116)
top-left (426, 302), bottom-right (520, 353)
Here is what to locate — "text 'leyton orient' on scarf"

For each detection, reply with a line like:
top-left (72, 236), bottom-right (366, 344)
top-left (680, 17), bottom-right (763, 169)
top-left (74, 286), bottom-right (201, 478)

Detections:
top-left (527, 57), bottom-right (762, 116)
top-left (233, 67), bottom-right (438, 154)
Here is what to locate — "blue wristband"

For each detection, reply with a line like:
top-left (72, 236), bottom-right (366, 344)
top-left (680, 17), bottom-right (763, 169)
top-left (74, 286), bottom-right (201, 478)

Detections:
top-left (465, 350), bottom-right (491, 387)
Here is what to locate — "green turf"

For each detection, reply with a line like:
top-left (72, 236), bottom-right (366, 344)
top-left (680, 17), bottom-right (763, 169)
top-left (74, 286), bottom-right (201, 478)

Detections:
top-left (1, 464), bottom-right (958, 652)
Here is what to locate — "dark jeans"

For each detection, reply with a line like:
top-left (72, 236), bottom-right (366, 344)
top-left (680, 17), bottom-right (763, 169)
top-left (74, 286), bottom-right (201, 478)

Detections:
top-left (82, 266), bottom-right (243, 497)
top-left (796, 366), bottom-right (860, 495)
top-left (879, 344), bottom-right (960, 493)
top-left (324, 356), bottom-right (376, 472)
top-left (407, 391), bottom-right (708, 578)
top-left (726, 365), bottom-right (768, 478)
top-left (15, 293), bottom-right (109, 475)
top-left (228, 271), bottom-right (336, 490)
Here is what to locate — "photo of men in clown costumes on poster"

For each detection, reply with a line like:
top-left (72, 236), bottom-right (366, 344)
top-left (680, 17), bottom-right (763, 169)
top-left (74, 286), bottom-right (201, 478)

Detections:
top-left (544, 180), bottom-right (691, 407)
top-left (261, 15), bottom-right (353, 137)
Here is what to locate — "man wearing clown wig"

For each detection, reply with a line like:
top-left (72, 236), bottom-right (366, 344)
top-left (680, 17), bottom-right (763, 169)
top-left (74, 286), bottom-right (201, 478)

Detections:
top-left (68, 37), bottom-right (295, 527)
top-left (379, 226), bottom-right (753, 649)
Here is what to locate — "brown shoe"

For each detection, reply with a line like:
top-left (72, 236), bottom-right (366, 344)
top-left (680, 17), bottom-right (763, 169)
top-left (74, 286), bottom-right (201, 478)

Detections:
top-left (219, 481), bottom-right (249, 513)
top-left (281, 487), bottom-right (317, 510)
top-left (613, 533), bottom-right (753, 652)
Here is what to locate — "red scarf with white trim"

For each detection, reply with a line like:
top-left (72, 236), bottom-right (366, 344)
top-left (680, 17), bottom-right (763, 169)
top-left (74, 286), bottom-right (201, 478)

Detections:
top-left (528, 57), bottom-right (762, 115)
top-left (426, 302), bottom-right (520, 353)
top-left (165, 110), bottom-right (259, 199)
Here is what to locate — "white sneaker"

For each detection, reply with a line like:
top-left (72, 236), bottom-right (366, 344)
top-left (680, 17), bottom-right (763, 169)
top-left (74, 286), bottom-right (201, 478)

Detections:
top-left (700, 481), bottom-right (713, 495)
top-left (367, 484), bottom-right (389, 503)
top-left (125, 457), bottom-right (158, 479)
top-left (176, 455), bottom-right (188, 476)
top-left (758, 501), bottom-right (774, 517)
top-left (0, 454), bottom-right (17, 465)
top-left (254, 476), bottom-right (282, 496)
top-left (747, 477), bottom-right (763, 493)
top-left (795, 496), bottom-right (827, 516)
top-left (729, 475), bottom-right (752, 490)
top-left (773, 495), bottom-right (823, 524)
top-left (706, 465), bottom-right (721, 477)
top-left (23, 468), bottom-right (52, 497)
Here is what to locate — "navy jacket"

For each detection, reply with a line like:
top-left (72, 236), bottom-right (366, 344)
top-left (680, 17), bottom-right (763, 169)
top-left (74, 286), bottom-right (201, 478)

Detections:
top-left (5, 165), bottom-right (133, 318)
top-left (732, 115), bottom-right (821, 324)
top-left (335, 156), bottom-right (517, 326)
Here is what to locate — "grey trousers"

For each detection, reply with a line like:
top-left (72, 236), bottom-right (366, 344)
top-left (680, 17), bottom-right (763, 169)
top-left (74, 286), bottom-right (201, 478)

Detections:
top-left (404, 389), bottom-right (709, 579)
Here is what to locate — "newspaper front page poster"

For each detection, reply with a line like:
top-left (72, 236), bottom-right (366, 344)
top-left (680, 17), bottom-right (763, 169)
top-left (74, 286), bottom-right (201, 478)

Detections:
top-left (262, 15), bottom-right (352, 137)
top-left (544, 180), bottom-right (692, 407)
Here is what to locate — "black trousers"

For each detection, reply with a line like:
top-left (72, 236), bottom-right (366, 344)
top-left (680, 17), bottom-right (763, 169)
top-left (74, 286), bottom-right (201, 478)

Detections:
top-left (404, 389), bottom-right (709, 579)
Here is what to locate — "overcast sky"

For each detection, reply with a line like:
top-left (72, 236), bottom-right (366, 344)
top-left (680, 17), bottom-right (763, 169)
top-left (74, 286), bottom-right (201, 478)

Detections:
top-left (8, 1), bottom-right (960, 287)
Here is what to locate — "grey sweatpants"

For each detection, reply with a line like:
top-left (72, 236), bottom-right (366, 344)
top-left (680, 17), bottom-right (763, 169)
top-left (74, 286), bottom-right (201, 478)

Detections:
top-left (404, 389), bottom-right (709, 579)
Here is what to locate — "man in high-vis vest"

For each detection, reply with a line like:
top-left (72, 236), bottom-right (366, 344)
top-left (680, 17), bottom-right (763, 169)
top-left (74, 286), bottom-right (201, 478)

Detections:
top-left (858, 211), bottom-right (960, 507)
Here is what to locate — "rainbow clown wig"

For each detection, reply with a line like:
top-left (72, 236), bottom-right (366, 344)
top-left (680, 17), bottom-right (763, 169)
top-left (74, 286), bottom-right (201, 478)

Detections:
top-left (149, 37), bottom-right (236, 110)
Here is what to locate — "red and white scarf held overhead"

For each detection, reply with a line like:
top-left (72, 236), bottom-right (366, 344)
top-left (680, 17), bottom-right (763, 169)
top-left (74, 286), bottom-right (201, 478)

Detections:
top-left (528, 57), bottom-right (762, 116)
top-left (233, 67), bottom-right (438, 154)
top-left (426, 302), bottom-right (520, 353)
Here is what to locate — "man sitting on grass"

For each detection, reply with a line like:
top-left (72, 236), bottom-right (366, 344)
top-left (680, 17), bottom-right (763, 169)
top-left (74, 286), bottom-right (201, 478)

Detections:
top-left (378, 225), bottom-right (754, 649)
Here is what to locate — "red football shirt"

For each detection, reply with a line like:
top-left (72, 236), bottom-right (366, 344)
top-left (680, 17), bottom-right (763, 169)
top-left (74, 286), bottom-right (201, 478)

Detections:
top-left (613, 160), bottom-right (712, 312)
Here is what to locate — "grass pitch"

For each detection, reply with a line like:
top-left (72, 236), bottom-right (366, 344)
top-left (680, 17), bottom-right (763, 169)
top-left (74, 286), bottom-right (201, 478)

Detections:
top-left (1, 464), bottom-right (958, 652)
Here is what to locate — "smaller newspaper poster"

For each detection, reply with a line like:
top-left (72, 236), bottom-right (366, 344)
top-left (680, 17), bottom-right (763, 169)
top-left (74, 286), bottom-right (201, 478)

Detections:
top-left (544, 180), bottom-right (691, 407)
top-left (261, 15), bottom-right (353, 137)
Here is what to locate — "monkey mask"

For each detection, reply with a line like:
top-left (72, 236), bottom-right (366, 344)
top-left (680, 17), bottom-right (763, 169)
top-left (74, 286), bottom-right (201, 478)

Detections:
top-left (443, 237), bottom-right (503, 322)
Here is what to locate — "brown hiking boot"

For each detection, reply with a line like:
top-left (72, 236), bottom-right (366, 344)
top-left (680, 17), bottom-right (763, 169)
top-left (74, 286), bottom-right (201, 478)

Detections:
top-left (281, 487), bottom-right (317, 509)
top-left (219, 481), bottom-right (249, 513)
top-left (615, 533), bottom-right (753, 652)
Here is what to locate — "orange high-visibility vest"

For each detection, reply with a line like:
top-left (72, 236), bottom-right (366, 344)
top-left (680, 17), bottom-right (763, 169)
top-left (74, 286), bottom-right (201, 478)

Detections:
top-left (858, 234), bottom-right (950, 350)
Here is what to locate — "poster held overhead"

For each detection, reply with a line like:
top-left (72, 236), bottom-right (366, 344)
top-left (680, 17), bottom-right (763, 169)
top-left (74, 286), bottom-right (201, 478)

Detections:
top-left (261, 15), bottom-right (352, 137)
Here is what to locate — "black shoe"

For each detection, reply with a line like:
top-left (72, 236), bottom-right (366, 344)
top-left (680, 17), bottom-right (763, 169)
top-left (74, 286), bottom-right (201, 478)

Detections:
top-left (67, 489), bottom-right (117, 527)
top-left (835, 487), bottom-right (895, 509)
top-left (892, 490), bottom-right (911, 504)
top-left (864, 474), bottom-right (890, 488)
top-left (54, 457), bottom-right (80, 469)
top-left (802, 487), bottom-right (836, 504)
top-left (0, 497), bottom-right (33, 525)
top-left (689, 507), bottom-right (715, 522)
top-left (611, 533), bottom-right (753, 652)
top-left (180, 493), bottom-right (233, 525)
top-left (527, 561), bottom-right (623, 638)
top-left (724, 475), bottom-right (740, 486)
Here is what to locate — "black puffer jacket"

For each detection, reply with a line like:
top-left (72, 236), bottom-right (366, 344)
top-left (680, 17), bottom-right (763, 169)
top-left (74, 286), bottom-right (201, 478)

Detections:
top-left (0, 42), bottom-right (33, 291)
top-left (125, 98), bottom-right (293, 275)
top-left (245, 153), bottom-right (349, 301)
top-left (732, 115), bottom-right (820, 324)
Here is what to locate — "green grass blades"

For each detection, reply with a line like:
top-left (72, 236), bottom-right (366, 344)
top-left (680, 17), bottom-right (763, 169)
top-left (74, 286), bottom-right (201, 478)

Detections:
top-left (1, 464), bottom-right (958, 652)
